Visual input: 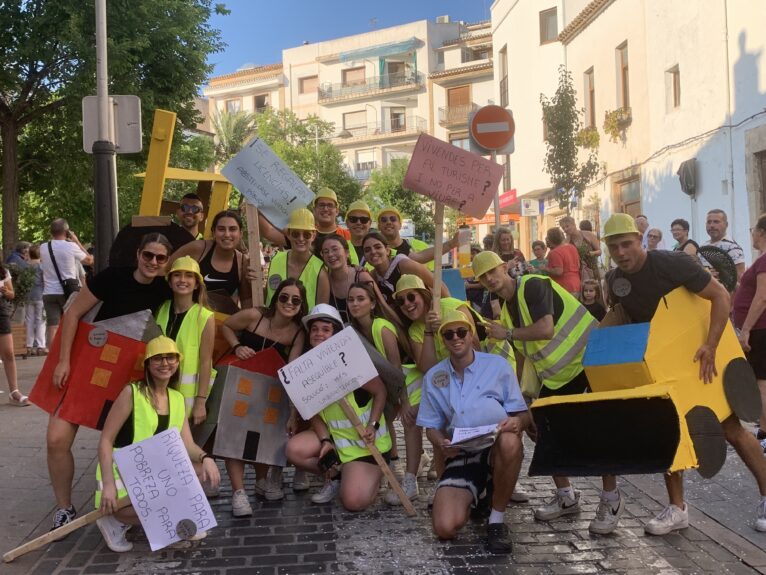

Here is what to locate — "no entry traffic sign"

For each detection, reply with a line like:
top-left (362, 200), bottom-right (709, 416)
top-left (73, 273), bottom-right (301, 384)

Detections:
top-left (470, 105), bottom-right (515, 152)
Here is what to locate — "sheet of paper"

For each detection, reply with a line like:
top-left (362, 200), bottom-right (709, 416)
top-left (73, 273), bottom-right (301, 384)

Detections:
top-left (451, 424), bottom-right (498, 444)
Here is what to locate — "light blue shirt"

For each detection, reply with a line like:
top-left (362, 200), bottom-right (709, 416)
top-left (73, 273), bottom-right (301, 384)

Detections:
top-left (416, 351), bottom-right (527, 436)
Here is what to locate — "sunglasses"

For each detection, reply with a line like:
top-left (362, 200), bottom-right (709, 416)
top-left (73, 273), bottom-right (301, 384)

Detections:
top-left (289, 230), bottom-right (313, 240)
top-left (395, 292), bottom-right (418, 307)
top-left (315, 202), bottom-right (336, 210)
top-left (140, 250), bottom-right (169, 264)
top-left (347, 216), bottom-right (371, 224)
top-left (277, 293), bottom-right (302, 306)
top-left (379, 215), bottom-right (398, 223)
top-left (149, 354), bottom-right (179, 365)
top-left (180, 204), bottom-right (202, 214)
top-left (442, 327), bottom-right (470, 341)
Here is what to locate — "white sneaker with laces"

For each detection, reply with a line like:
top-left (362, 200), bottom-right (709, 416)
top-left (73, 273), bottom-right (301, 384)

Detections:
top-left (385, 473), bottom-right (419, 505)
top-left (644, 503), bottom-right (689, 535)
top-left (311, 479), bottom-right (340, 504)
top-left (231, 489), bottom-right (253, 517)
top-left (589, 490), bottom-right (625, 534)
top-left (534, 490), bottom-right (581, 521)
top-left (254, 477), bottom-right (284, 501)
top-left (755, 498), bottom-right (766, 532)
top-left (96, 515), bottom-right (133, 553)
top-left (293, 469), bottom-right (311, 491)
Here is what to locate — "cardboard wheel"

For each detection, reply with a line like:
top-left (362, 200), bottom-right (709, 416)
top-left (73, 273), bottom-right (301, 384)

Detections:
top-left (685, 406), bottom-right (726, 479)
top-left (723, 357), bottom-right (761, 423)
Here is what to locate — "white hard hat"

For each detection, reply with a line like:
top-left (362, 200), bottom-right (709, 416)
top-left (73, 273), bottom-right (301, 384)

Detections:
top-left (302, 304), bottom-right (344, 330)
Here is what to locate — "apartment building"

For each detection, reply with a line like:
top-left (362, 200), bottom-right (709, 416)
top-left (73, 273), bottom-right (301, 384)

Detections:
top-left (491, 0), bottom-right (766, 261)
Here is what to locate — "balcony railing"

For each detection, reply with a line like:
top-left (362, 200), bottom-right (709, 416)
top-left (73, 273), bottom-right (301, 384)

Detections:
top-left (338, 115), bottom-right (427, 141)
top-left (438, 103), bottom-right (478, 127)
top-left (319, 72), bottom-right (424, 102)
top-left (353, 161), bottom-right (377, 181)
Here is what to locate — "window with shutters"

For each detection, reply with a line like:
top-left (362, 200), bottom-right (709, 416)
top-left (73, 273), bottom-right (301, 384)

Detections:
top-left (342, 67), bottom-right (366, 87)
top-left (299, 76), bottom-right (318, 94)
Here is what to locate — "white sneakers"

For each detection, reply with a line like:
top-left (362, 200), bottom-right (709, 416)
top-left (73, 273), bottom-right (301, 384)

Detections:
top-left (311, 479), bottom-right (341, 504)
top-left (757, 498), bottom-right (766, 532)
top-left (385, 473), bottom-right (419, 505)
top-left (96, 515), bottom-right (133, 553)
top-left (534, 490), bottom-right (581, 521)
top-left (231, 489), bottom-right (253, 517)
top-left (254, 477), bottom-right (285, 501)
top-left (645, 503), bottom-right (689, 535)
top-left (589, 491), bottom-right (625, 534)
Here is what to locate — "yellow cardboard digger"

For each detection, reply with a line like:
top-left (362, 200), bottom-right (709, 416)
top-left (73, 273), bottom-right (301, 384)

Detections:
top-left (529, 287), bottom-right (760, 479)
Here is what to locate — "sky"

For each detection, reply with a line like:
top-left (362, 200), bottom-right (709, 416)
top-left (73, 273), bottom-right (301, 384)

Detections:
top-left (206, 0), bottom-right (490, 78)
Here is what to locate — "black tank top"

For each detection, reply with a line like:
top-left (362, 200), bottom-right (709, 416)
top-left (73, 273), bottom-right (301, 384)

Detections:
top-left (238, 315), bottom-right (300, 362)
top-left (198, 241), bottom-right (239, 296)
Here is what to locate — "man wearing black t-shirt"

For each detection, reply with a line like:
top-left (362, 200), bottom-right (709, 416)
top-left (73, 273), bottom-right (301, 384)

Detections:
top-left (473, 251), bottom-right (624, 535)
top-left (603, 213), bottom-right (766, 535)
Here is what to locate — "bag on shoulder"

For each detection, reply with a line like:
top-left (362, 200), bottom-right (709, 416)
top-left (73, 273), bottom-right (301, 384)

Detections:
top-left (47, 242), bottom-right (81, 299)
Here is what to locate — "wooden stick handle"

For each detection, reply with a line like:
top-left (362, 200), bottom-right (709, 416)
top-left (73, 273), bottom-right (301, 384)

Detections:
top-left (337, 399), bottom-right (416, 517)
top-left (245, 202), bottom-right (264, 308)
top-left (432, 203), bottom-right (444, 312)
top-left (3, 497), bottom-right (132, 563)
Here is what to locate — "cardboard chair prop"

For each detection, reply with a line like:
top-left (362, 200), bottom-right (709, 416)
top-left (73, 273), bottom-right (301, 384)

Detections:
top-left (29, 310), bottom-right (161, 430)
top-left (529, 287), bottom-right (760, 479)
top-left (193, 348), bottom-right (288, 465)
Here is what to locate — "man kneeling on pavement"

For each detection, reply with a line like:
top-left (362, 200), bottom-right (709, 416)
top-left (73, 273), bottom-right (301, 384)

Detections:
top-left (416, 310), bottom-right (528, 554)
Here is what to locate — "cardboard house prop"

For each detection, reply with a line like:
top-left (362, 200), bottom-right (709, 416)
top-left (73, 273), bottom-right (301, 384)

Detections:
top-left (529, 287), bottom-right (760, 479)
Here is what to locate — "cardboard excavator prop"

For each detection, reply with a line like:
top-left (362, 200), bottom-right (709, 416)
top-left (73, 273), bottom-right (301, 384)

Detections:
top-left (529, 287), bottom-right (761, 479)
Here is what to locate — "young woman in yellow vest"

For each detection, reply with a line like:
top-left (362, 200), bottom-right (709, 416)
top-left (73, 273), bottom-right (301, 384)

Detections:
top-left (285, 304), bottom-right (391, 511)
top-left (347, 282), bottom-right (426, 505)
top-left (168, 210), bottom-right (253, 308)
top-left (266, 208), bottom-right (329, 310)
top-left (155, 256), bottom-right (215, 424)
top-left (362, 232), bottom-right (449, 307)
top-left (219, 278), bottom-right (307, 515)
top-left (95, 336), bottom-right (220, 552)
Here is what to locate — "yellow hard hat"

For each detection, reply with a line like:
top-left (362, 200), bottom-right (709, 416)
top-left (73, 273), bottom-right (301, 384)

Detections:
top-left (603, 213), bottom-right (640, 239)
top-left (439, 309), bottom-right (475, 336)
top-left (166, 255), bottom-right (203, 285)
top-left (287, 208), bottom-right (316, 231)
top-left (144, 335), bottom-right (183, 362)
top-left (345, 200), bottom-right (372, 220)
top-left (377, 206), bottom-right (403, 222)
top-left (471, 250), bottom-right (504, 278)
top-left (393, 274), bottom-right (427, 300)
top-left (313, 187), bottom-right (338, 207)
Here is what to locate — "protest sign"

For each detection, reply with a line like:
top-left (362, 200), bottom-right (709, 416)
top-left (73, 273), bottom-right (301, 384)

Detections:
top-left (114, 428), bottom-right (217, 551)
top-left (221, 137), bottom-right (315, 230)
top-left (403, 133), bottom-right (504, 219)
top-left (277, 327), bottom-right (378, 420)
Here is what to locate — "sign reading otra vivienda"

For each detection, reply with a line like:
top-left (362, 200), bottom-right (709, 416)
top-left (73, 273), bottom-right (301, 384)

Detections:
top-left (221, 137), bottom-right (315, 230)
top-left (403, 133), bottom-right (504, 219)
top-left (277, 327), bottom-right (378, 420)
top-left (113, 428), bottom-right (217, 551)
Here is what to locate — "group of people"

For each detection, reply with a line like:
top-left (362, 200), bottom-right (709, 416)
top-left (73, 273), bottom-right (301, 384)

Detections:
top-left (18, 184), bottom-right (766, 556)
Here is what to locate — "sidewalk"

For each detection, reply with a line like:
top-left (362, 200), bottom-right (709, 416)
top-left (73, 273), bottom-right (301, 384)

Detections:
top-left (3, 356), bottom-right (766, 574)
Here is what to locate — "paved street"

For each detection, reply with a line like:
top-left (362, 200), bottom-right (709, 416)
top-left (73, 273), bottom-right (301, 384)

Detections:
top-left (3, 355), bottom-right (766, 575)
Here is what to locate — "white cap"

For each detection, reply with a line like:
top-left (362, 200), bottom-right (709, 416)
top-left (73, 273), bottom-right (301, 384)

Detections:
top-left (302, 304), bottom-right (344, 330)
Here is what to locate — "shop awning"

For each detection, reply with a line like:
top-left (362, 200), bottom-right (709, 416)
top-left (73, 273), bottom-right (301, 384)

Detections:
top-left (339, 37), bottom-right (419, 63)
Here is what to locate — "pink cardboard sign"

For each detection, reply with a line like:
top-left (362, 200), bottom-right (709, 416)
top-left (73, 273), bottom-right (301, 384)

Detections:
top-left (403, 133), bottom-right (504, 219)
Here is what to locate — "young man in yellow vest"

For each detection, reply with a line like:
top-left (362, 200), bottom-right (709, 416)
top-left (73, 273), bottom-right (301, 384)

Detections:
top-left (417, 310), bottom-right (528, 554)
top-left (472, 251), bottom-right (625, 535)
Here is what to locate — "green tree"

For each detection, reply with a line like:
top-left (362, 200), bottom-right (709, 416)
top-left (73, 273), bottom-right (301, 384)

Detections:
top-left (366, 159), bottom-right (434, 240)
top-left (1, 0), bottom-right (226, 251)
top-left (540, 65), bottom-right (600, 211)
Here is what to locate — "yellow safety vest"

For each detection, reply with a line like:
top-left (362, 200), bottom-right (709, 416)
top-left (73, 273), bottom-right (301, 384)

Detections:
top-left (320, 391), bottom-right (391, 464)
top-left (371, 317), bottom-right (422, 406)
top-left (266, 250), bottom-right (324, 309)
top-left (95, 383), bottom-right (185, 508)
top-left (500, 274), bottom-right (596, 390)
top-left (156, 301), bottom-right (216, 417)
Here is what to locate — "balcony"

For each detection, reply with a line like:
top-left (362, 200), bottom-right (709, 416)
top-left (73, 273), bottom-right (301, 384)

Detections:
top-left (353, 161), bottom-right (377, 181)
top-left (337, 116), bottom-right (427, 143)
top-left (438, 103), bottom-right (478, 128)
top-left (318, 72), bottom-right (424, 104)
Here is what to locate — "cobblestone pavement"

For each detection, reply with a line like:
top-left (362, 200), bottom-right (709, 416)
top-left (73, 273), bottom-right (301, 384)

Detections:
top-left (5, 357), bottom-right (766, 574)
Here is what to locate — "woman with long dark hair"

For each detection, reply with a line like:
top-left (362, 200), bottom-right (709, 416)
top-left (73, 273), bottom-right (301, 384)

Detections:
top-left (47, 232), bottom-right (173, 532)
top-left (220, 278), bottom-right (307, 515)
top-left (0, 261), bottom-right (25, 405)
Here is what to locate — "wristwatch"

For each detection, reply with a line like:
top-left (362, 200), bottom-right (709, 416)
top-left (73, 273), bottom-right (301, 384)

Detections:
top-left (372, 420), bottom-right (380, 431)
top-left (505, 328), bottom-right (514, 342)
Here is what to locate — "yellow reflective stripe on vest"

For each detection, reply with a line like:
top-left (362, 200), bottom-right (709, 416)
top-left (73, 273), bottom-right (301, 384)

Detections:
top-left (523, 305), bottom-right (591, 362)
top-left (320, 391), bottom-right (391, 463)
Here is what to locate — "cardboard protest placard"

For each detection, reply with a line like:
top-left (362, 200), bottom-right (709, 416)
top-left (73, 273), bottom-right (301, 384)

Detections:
top-left (277, 327), bottom-right (378, 420)
top-left (221, 137), bottom-right (315, 230)
top-left (114, 428), bottom-right (217, 551)
top-left (403, 133), bottom-right (504, 219)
